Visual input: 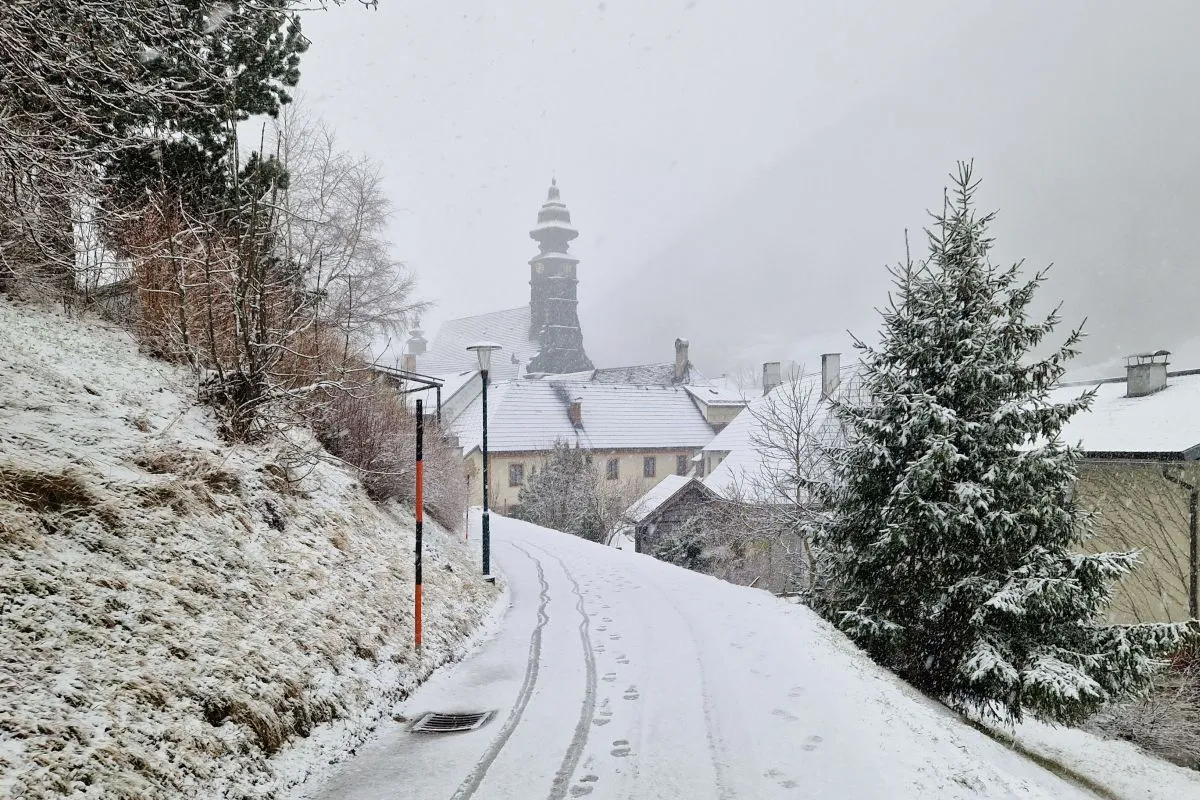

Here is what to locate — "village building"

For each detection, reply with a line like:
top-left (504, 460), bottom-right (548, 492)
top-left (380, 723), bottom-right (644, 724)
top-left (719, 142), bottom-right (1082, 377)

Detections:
top-left (394, 178), bottom-right (751, 514)
top-left (675, 348), bottom-right (1200, 625)
top-left (402, 178), bottom-right (592, 381)
top-left (1052, 351), bottom-right (1200, 625)
top-left (449, 380), bottom-right (718, 511)
top-left (611, 474), bottom-right (721, 555)
top-left (608, 355), bottom-right (849, 574)
top-left (532, 338), bottom-right (747, 431)
top-left (700, 353), bottom-right (850, 496)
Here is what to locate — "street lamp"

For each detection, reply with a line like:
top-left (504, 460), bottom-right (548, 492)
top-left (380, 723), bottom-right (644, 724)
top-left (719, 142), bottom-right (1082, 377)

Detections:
top-left (467, 341), bottom-right (502, 579)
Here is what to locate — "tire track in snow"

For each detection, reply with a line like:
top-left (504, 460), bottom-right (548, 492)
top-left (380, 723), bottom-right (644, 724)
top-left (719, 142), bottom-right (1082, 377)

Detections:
top-left (638, 570), bottom-right (737, 800)
top-left (524, 542), bottom-right (599, 800)
top-left (449, 542), bottom-right (549, 800)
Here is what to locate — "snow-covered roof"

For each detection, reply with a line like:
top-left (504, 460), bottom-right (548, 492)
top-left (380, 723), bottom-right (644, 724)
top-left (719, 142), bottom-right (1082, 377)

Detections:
top-left (414, 306), bottom-right (539, 381)
top-left (533, 361), bottom-right (716, 388)
top-left (701, 393), bottom-right (784, 498)
top-left (450, 380), bottom-right (717, 454)
top-left (684, 382), bottom-right (749, 408)
top-left (590, 362), bottom-right (702, 385)
top-left (432, 369), bottom-right (479, 404)
top-left (702, 393), bottom-right (764, 456)
top-left (536, 369), bottom-right (595, 381)
top-left (622, 474), bottom-right (717, 526)
top-left (1051, 371), bottom-right (1200, 458)
top-left (624, 474), bottom-right (692, 525)
top-left (702, 367), bottom-right (858, 500)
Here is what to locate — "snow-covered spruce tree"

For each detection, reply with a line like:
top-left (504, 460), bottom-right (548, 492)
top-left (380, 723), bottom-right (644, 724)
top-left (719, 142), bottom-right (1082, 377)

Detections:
top-left (814, 162), bottom-right (1192, 723)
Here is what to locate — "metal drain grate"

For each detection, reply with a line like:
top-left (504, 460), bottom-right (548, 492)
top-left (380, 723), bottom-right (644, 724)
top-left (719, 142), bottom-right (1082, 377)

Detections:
top-left (411, 711), bottom-right (495, 733)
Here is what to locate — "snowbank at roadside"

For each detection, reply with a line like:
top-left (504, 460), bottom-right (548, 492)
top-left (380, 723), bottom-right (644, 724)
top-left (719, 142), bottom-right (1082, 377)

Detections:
top-left (997, 718), bottom-right (1200, 800)
top-left (0, 298), bottom-right (499, 799)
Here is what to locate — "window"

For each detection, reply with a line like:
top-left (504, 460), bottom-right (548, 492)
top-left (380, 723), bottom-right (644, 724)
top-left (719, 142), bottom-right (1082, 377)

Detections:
top-left (676, 455), bottom-right (689, 476)
top-left (508, 463), bottom-right (525, 487)
top-left (606, 457), bottom-right (619, 480)
top-left (643, 456), bottom-right (656, 478)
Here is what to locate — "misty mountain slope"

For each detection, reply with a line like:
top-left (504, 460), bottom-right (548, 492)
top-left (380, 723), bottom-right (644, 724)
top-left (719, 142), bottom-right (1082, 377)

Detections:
top-left (592, 1), bottom-right (1200, 374)
top-left (0, 299), bottom-right (498, 799)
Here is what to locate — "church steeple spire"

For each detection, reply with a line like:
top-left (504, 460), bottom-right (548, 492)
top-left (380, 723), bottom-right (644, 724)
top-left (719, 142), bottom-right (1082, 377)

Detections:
top-left (527, 177), bottom-right (593, 374)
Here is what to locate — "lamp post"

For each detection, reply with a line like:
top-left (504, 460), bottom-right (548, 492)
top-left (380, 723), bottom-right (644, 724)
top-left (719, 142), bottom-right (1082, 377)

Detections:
top-left (467, 341), bottom-right (502, 579)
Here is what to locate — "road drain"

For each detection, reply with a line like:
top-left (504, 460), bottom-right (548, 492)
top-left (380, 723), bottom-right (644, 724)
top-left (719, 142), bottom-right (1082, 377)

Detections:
top-left (411, 711), bottom-right (496, 733)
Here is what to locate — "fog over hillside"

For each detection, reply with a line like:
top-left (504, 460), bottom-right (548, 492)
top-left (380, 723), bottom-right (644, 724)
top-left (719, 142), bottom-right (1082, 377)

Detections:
top-left (300, 1), bottom-right (1200, 378)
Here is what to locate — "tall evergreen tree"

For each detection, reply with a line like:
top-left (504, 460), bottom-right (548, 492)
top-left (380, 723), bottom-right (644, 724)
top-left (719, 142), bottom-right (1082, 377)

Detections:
top-left (815, 162), bottom-right (1191, 723)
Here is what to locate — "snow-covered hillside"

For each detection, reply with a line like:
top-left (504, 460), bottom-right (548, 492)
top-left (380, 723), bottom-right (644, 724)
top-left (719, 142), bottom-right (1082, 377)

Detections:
top-left (0, 299), bottom-right (499, 798)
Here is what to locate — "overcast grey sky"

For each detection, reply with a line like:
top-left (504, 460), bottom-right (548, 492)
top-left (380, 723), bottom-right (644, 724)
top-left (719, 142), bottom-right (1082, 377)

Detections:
top-left (296, 0), bottom-right (1200, 377)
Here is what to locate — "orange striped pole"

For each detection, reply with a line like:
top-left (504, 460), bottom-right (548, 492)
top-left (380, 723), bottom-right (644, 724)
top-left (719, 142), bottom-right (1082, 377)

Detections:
top-left (415, 399), bottom-right (424, 649)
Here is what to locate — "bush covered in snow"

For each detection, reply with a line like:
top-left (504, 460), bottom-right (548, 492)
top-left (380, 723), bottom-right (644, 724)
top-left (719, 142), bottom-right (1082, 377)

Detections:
top-left (512, 440), bottom-right (641, 543)
top-left (0, 299), bottom-right (497, 799)
top-left (1090, 647), bottom-right (1200, 770)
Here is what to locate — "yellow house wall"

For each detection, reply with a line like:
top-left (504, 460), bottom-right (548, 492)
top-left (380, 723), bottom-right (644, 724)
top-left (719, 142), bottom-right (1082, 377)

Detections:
top-left (1075, 461), bottom-right (1199, 624)
top-left (466, 449), bottom-right (699, 513)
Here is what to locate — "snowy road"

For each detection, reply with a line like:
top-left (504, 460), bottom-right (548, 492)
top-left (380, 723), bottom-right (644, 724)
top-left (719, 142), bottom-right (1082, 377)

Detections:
top-left (301, 514), bottom-right (1098, 800)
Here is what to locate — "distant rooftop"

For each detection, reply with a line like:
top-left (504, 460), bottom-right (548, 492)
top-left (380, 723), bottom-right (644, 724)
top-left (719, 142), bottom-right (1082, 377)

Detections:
top-left (1051, 369), bottom-right (1200, 459)
top-left (534, 361), bottom-right (708, 386)
top-left (450, 380), bottom-right (717, 455)
top-left (414, 306), bottom-right (538, 381)
top-left (702, 366), bottom-right (858, 500)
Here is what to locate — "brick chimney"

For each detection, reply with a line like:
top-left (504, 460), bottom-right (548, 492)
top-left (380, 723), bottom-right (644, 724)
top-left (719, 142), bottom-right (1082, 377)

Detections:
top-left (762, 361), bottom-right (782, 395)
top-left (821, 353), bottom-right (841, 399)
top-left (674, 338), bottom-right (690, 383)
top-left (401, 353), bottom-right (417, 373)
top-left (567, 397), bottom-right (583, 427)
top-left (1126, 350), bottom-right (1170, 397)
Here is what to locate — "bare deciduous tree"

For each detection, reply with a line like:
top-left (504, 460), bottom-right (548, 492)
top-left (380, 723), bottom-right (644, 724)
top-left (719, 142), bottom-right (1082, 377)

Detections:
top-left (272, 101), bottom-right (426, 346)
top-left (685, 367), bottom-right (861, 593)
top-left (1074, 463), bottom-right (1197, 624)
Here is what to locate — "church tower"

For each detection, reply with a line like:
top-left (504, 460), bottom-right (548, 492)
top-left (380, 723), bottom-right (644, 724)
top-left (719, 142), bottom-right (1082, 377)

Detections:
top-left (527, 178), bottom-right (594, 374)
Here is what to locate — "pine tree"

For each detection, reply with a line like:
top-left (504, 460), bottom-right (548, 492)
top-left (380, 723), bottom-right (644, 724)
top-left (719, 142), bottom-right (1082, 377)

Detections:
top-left (103, 1), bottom-right (310, 216)
top-left (815, 162), bottom-right (1192, 723)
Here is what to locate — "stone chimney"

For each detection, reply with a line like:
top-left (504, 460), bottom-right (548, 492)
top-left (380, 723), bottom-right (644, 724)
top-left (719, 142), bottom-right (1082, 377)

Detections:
top-left (674, 338), bottom-right (690, 383)
top-left (567, 397), bottom-right (583, 427)
top-left (1126, 350), bottom-right (1170, 397)
top-left (401, 353), bottom-right (417, 373)
top-left (821, 353), bottom-right (841, 399)
top-left (762, 361), bottom-right (782, 395)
